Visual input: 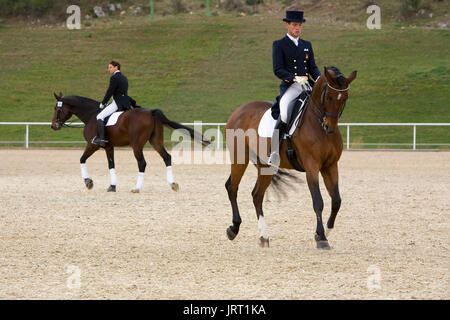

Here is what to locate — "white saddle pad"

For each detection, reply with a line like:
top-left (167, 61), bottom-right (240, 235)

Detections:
top-left (257, 108), bottom-right (304, 138)
top-left (105, 111), bottom-right (124, 127)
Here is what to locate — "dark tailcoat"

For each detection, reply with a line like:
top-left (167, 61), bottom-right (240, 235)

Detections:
top-left (271, 35), bottom-right (321, 118)
top-left (101, 71), bottom-right (133, 111)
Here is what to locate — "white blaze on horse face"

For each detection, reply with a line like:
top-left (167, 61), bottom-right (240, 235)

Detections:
top-left (80, 163), bottom-right (89, 179)
top-left (109, 168), bottom-right (117, 186)
top-left (337, 93), bottom-right (342, 100)
top-left (258, 216), bottom-right (269, 239)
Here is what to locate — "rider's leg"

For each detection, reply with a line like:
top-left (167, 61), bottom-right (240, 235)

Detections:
top-left (93, 100), bottom-right (118, 147)
top-left (268, 83), bottom-right (303, 167)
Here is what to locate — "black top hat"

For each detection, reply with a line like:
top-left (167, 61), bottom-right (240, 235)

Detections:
top-left (283, 11), bottom-right (306, 23)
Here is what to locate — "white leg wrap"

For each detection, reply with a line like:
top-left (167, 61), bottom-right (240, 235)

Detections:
top-left (258, 216), bottom-right (269, 239)
top-left (109, 168), bottom-right (117, 186)
top-left (135, 172), bottom-right (145, 190)
top-left (166, 166), bottom-right (175, 184)
top-left (80, 163), bottom-right (89, 179)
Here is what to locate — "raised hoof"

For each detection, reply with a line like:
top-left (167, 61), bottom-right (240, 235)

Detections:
top-left (84, 178), bottom-right (93, 190)
top-left (131, 188), bottom-right (140, 193)
top-left (171, 182), bottom-right (179, 192)
top-left (107, 185), bottom-right (116, 192)
top-left (226, 227), bottom-right (237, 241)
top-left (316, 240), bottom-right (331, 250)
top-left (259, 237), bottom-right (270, 248)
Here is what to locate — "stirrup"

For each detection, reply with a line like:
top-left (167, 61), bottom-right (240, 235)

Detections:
top-left (91, 136), bottom-right (108, 147)
top-left (267, 151), bottom-right (280, 168)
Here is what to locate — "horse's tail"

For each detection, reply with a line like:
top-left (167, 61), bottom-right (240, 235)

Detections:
top-left (270, 169), bottom-right (303, 198)
top-left (248, 149), bottom-right (303, 197)
top-left (152, 109), bottom-right (211, 146)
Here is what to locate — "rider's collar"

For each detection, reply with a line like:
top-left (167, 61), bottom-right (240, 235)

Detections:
top-left (286, 33), bottom-right (299, 45)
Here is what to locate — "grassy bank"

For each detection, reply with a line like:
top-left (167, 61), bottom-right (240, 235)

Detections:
top-left (0, 13), bottom-right (449, 148)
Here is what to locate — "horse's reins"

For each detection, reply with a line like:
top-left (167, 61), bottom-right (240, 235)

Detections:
top-left (56, 101), bottom-right (85, 128)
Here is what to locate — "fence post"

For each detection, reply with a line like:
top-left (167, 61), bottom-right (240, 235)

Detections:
top-left (25, 124), bottom-right (29, 149)
top-left (150, 0), bottom-right (154, 21)
top-left (346, 125), bottom-right (350, 150)
top-left (413, 124), bottom-right (416, 150)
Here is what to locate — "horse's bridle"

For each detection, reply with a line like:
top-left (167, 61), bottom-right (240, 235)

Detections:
top-left (310, 80), bottom-right (350, 133)
top-left (55, 101), bottom-right (65, 126)
top-left (55, 101), bottom-right (82, 128)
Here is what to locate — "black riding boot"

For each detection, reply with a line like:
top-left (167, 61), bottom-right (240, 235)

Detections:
top-left (92, 119), bottom-right (108, 147)
top-left (267, 118), bottom-right (287, 168)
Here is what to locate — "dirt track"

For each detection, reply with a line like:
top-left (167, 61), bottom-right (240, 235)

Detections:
top-left (0, 149), bottom-right (448, 299)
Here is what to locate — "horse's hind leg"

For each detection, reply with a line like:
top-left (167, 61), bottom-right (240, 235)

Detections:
top-left (226, 163), bottom-right (248, 241)
top-left (131, 147), bottom-right (146, 193)
top-left (80, 144), bottom-right (99, 190)
top-left (149, 123), bottom-right (179, 191)
top-left (252, 168), bottom-right (273, 248)
top-left (321, 164), bottom-right (341, 238)
top-left (105, 146), bottom-right (117, 192)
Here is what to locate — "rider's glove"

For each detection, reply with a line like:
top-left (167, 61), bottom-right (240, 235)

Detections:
top-left (99, 103), bottom-right (105, 109)
top-left (294, 76), bottom-right (312, 92)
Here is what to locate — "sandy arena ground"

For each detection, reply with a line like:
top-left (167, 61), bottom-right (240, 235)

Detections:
top-left (0, 149), bottom-right (448, 299)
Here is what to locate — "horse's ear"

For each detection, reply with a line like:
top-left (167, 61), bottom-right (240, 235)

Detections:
top-left (323, 66), bottom-right (333, 83)
top-left (53, 92), bottom-right (60, 100)
top-left (347, 70), bottom-right (357, 84)
top-left (59, 92), bottom-right (63, 98)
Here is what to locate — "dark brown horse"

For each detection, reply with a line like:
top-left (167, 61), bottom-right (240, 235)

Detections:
top-left (51, 92), bottom-right (209, 192)
top-left (225, 66), bottom-right (357, 249)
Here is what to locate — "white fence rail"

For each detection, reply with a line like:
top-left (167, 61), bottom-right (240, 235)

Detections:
top-left (0, 122), bottom-right (449, 150)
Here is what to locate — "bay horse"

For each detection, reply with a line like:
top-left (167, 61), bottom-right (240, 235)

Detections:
top-left (51, 92), bottom-right (209, 192)
top-left (225, 66), bottom-right (357, 249)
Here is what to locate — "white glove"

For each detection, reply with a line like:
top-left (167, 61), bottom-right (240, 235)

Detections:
top-left (99, 103), bottom-right (105, 109)
top-left (294, 76), bottom-right (312, 91)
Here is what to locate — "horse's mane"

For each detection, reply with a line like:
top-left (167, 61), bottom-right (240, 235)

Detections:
top-left (62, 95), bottom-right (99, 110)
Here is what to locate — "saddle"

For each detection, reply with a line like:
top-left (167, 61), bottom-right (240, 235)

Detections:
top-left (104, 111), bottom-right (124, 127)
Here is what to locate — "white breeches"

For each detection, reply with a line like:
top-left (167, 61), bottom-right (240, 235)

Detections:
top-left (96, 100), bottom-right (118, 121)
top-left (279, 82), bottom-right (304, 123)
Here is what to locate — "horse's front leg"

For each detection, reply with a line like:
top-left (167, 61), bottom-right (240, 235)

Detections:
top-left (105, 146), bottom-right (117, 192)
top-left (80, 144), bottom-right (99, 190)
top-left (321, 163), bottom-right (341, 238)
top-left (305, 168), bottom-right (330, 249)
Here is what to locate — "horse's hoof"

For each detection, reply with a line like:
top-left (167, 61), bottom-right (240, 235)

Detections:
top-left (84, 178), bottom-right (93, 190)
top-left (226, 227), bottom-right (237, 241)
top-left (259, 237), bottom-right (270, 248)
top-left (107, 185), bottom-right (116, 192)
top-left (131, 188), bottom-right (140, 193)
top-left (316, 240), bottom-right (331, 250)
top-left (171, 183), bottom-right (179, 192)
